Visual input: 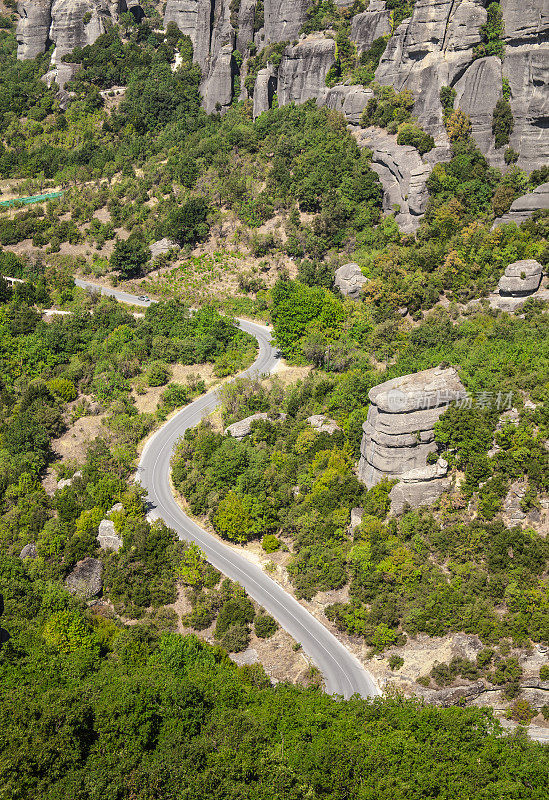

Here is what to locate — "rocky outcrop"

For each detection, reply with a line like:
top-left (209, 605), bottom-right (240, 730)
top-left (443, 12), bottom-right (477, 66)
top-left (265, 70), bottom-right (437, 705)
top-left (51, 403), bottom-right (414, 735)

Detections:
top-left (350, 2), bottom-right (390, 53)
top-left (489, 258), bottom-right (547, 311)
top-left (277, 35), bottom-right (336, 107)
top-left (150, 238), bottom-right (177, 258)
top-left (493, 182), bottom-right (549, 227)
top-left (264, 0), bottom-right (309, 44)
top-left (498, 259), bottom-right (543, 296)
top-left (20, 543), bottom-right (37, 559)
top-left (65, 557), bottom-right (103, 599)
top-left (306, 415), bottom-right (341, 434)
top-left (322, 84), bottom-right (373, 126)
top-left (353, 127), bottom-right (433, 234)
top-left (253, 64), bottom-right (277, 117)
top-left (358, 367), bottom-right (466, 510)
top-left (98, 519), bottom-right (122, 551)
top-left (225, 412), bottom-right (286, 439)
top-left (334, 262), bottom-right (367, 299)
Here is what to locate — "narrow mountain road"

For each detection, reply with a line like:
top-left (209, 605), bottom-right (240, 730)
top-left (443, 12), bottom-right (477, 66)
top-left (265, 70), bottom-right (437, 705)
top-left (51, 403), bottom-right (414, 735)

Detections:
top-left (75, 278), bottom-right (379, 697)
top-left (138, 318), bottom-right (379, 699)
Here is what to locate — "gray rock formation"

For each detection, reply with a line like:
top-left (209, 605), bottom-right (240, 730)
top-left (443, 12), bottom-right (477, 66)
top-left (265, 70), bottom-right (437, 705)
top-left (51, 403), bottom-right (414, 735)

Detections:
top-left (17, 0), bottom-right (114, 86)
top-left (65, 557), bottom-right (103, 598)
top-left (498, 259), bottom-right (543, 296)
top-left (489, 258), bottom-right (547, 311)
top-left (164, 0), bottom-right (213, 68)
top-left (350, 2), bottom-right (390, 54)
top-left (277, 35), bottom-right (336, 107)
top-left (57, 470), bottom-right (83, 491)
top-left (322, 84), bottom-right (373, 126)
top-left (454, 56), bottom-right (504, 164)
top-left (16, 0), bottom-right (52, 59)
top-left (501, 0), bottom-right (549, 172)
top-left (150, 238), bottom-right (177, 258)
top-left (253, 64), bottom-right (277, 117)
top-left (375, 0), bottom-right (487, 137)
top-left (358, 367), bottom-right (466, 510)
top-left (264, 0), bottom-right (308, 44)
top-left (20, 543), bottom-right (37, 559)
top-left (98, 519), bottom-right (122, 551)
top-left (334, 262), bottom-right (367, 299)
top-left (306, 415), bottom-right (341, 434)
top-left (225, 412), bottom-right (286, 439)
top-left (493, 182), bottom-right (549, 227)
top-left (353, 127), bottom-right (433, 233)
top-left (389, 458), bottom-right (451, 514)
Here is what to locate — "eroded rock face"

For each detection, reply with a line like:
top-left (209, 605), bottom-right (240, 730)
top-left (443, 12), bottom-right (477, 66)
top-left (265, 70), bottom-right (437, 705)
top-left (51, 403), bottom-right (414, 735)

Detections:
top-left (253, 64), bottom-right (277, 117)
top-left (358, 367), bottom-right (466, 510)
top-left (375, 0), bottom-right (487, 137)
top-left (264, 0), bottom-right (309, 44)
top-left (353, 127), bottom-right (433, 234)
top-left (350, 2), bottom-right (390, 53)
top-left (322, 84), bottom-right (373, 126)
top-left (373, 0), bottom-right (549, 171)
top-left (17, 0), bottom-right (52, 59)
top-left (17, 0), bottom-right (114, 86)
top-left (65, 557), bottom-right (103, 599)
top-left (277, 35), bottom-right (336, 107)
top-left (164, 0), bottom-right (213, 68)
top-left (334, 262), bottom-right (367, 299)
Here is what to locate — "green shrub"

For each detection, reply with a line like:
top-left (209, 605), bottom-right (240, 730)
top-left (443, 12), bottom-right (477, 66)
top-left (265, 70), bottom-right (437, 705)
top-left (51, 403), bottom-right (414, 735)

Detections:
top-left (540, 665), bottom-right (549, 681)
top-left (261, 534), bottom-right (281, 553)
top-left (388, 654), bottom-right (404, 671)
top-left (147, 362), bottom-right (171, 387)
top-left (218, 622), bottom-right (249, 652)
top-left (254, 613), bottom-right (278, 639)
top-left (492, 99), bottom-right (514, 148)
top-left (48, 377), bottom-right (78, 402)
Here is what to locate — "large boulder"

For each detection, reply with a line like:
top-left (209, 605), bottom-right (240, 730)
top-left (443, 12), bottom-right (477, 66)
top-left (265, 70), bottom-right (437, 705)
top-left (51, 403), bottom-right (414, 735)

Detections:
top-left (20, 543), bottom-right (37, 560)
top-left (498, 259), bottom-right (543, 296)
top-left (98, 519), bottom-right (123, 552)
top-left (334, 262), bottom-right (367, 299)
top-left (65, 557), bottom-right (103, 599)
top-left (306, 415), bottom-right (341, 434)
top-left (224, 413), bottom-right (286, 440)
top-left (358, 367), bottom-right (467, 505)
top-left (493, 183), bottom-right (549, 227)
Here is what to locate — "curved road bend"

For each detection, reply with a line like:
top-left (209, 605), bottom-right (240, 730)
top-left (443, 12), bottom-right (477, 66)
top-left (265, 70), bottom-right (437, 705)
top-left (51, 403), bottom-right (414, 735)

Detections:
top-left (76, 278), bottom-right (380, 697)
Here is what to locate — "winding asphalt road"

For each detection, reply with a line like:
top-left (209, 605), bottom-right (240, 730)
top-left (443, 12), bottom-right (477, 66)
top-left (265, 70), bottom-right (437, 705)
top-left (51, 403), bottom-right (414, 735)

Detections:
top-left (74, 279), bottom-right (379, 697)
